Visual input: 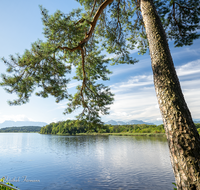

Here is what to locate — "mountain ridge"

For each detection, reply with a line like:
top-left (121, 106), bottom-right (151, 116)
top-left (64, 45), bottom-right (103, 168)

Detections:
top-left (104, 119), bottom-right (200, 126)
top-left (105, 120), bottom-right (155, 125)
top-left (0, 120), bottom-right (47, 129)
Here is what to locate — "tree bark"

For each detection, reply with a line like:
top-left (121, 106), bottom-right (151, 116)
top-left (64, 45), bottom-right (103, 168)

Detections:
top-left (140, 0), bottom-right (200, 189)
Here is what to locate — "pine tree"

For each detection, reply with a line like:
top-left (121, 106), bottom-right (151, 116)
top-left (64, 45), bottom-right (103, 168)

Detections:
top-left (1, 0), bottom-right (200, 188)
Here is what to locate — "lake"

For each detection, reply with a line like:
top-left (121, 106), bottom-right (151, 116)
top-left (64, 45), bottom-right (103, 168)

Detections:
top-left (0, 133), bottom-right (175, 190)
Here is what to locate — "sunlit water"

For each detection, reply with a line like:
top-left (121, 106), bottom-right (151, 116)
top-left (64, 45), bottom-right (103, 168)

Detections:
top-left (0, 133), bottom-right (175, 190)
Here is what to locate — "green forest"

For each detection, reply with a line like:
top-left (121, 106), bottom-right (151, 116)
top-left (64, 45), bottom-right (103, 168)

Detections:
top-left (40, 120), bottom-right (200, 136)
top-left (0, 126), bottom-right (41, 133)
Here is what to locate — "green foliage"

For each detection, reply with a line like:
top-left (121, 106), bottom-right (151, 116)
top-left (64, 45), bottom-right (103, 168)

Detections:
top-left (0, 178), bottom-right (19, 190)
top-left (195, 123), bottom-right (200, 129)
top-left (40, 120), bottom-right (165, 135)
top-left (197, 128), bottom-right (200, 134)
top-left (172, 182), bottom-right (177, 190)
top-left (77, 0), bottom-right (200, 49)
top-left (40, 121), bottom-right (200, 135)
top-left (0, 126), bottom-right (41, 133)
top-left (196, 123), bottom-right (200, 134)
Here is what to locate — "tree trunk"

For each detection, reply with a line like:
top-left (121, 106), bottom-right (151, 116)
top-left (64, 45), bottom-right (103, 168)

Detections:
top-left (140, 0), bottom-right (200, 189)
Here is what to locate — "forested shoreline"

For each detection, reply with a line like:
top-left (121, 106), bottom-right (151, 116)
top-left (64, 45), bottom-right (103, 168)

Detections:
top-left (0, 126), bottom-right (41, 133)
top-left (1, 122), bottom-right (200, 135)
top-left (40, 120), bottom-right (200, 136)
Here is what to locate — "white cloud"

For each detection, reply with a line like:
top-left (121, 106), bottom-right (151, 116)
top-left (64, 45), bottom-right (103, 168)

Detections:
top-left (181, 88), bottom-right (200, 119)
top-left (0, 114), bottom-right (33, 123)
top-left (176, 60), bottom-right (200, 119)
top-left (109, 58), bottom-right (150, 77)
top-left (110, 75), bottom-right (153, 93)
top-left (180, 79), bottom-right (200, 89)
top-left (68, 81), bottom-right (81, 88)
top-left (105, 86), bottom-right (161, 122)
top-left (47, 101), bottom-right (69, 112)
top-left (50, 117), bottom-right (72, 123)
top-left (56, 101), bottom-right (69, 108)
top-left (176, 59), bottom-right (200, 77)
top-left (103, 59), bottom-right (200, 123)
top-left (172, 46), bottom-right (200, 58)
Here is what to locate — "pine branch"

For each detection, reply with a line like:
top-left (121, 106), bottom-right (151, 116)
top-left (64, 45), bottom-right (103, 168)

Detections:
top-left (80, 47), bottom-right (87, 108)
top-left (89, 0), bottom-right (97, 17)
top-left (173, 2), bottom-right (183, 37)
top-left (175, 2), bottom-right (195, 10)
top-left (58, 0), bottom-right (114, 51)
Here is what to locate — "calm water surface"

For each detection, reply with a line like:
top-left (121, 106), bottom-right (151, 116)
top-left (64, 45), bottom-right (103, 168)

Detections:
top-left (0, 133), bottom-right (175, 190)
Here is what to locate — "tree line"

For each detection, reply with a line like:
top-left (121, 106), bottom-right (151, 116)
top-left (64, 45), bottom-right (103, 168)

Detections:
top-left (40, 120), bottom-right (200, 135)
top-left (0, 126), bottom-right (41, 133)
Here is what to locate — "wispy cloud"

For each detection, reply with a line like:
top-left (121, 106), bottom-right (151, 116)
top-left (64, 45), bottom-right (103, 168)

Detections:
top-left (68, 81), bottom-right (81, 89)
top-left (176, 59), bottom-right (200, 77)
top-left (181, 83), bottom-right (200, 119)
top-left (110, 75), bottom-right (153, 93)
top-left (103, 59), bottom-right (200, 123)
top-left (109, 57), bottom-right (151, 77)
top-left (47, 101), bottom-right (69, 112)
top-left (105, 49), bottom-right (139, 60)
top-left (104, 89), bottom-right (161, 122)
top-left (51, 116), bottom-right (73, 123)
top-left (0, 114), bottom-right (34, 123)
top-left (172, 46), bottom-right (200, 58)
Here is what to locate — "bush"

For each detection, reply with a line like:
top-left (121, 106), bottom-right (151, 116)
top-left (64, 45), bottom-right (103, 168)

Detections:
top-left (0, 177), bottom-right (19, 190)
top-left (197, 128), bottom-right (200, 134)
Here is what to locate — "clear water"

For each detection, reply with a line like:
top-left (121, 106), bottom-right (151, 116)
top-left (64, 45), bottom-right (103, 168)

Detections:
top-left (0, 133), bottom-right (175, 190)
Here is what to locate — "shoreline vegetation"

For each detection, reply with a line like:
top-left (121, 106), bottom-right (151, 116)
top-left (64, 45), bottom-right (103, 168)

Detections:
top-left (39, 120), bottom-right (200, 137)
top-left (0, 126), bottom-right (41, 133)
top-left (52, 132), bottom-right (167, 137)
top-left (1, 121), bottom-right (200, 137)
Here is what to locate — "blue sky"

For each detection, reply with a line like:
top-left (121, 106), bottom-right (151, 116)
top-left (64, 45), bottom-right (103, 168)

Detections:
top-left (0, 0), bottom-right (199, 125)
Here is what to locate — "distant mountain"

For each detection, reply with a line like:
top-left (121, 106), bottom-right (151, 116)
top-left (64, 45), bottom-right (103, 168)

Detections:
top-left (0, 120), bottom-right (47, 129)
top-left (104, 120), bottom-right (127, 125)
top-left (105, 120), bottom-right (154, 125)
top-left (117, 121), bottom-right (127, 125)
top-left (194, 120), bottom-right (200, 123)
top-left (126, 120), bottom-right (154, 125)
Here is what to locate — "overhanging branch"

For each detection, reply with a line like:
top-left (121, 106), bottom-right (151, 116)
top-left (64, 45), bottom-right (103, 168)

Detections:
top-left (175, 2), bottom-right (195, 10)
top-left (58, 0), bottom-right (114, 51)
top-left (57, 0), bottom-right (114, 112)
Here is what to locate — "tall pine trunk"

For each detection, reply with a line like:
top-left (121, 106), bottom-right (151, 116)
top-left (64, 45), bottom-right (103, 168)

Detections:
top-left (140, 0), bottom-right (200, 189)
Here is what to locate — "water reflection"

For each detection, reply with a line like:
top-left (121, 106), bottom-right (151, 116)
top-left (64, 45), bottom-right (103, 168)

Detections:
top-left (0, 133), bottom-right (175, 190)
